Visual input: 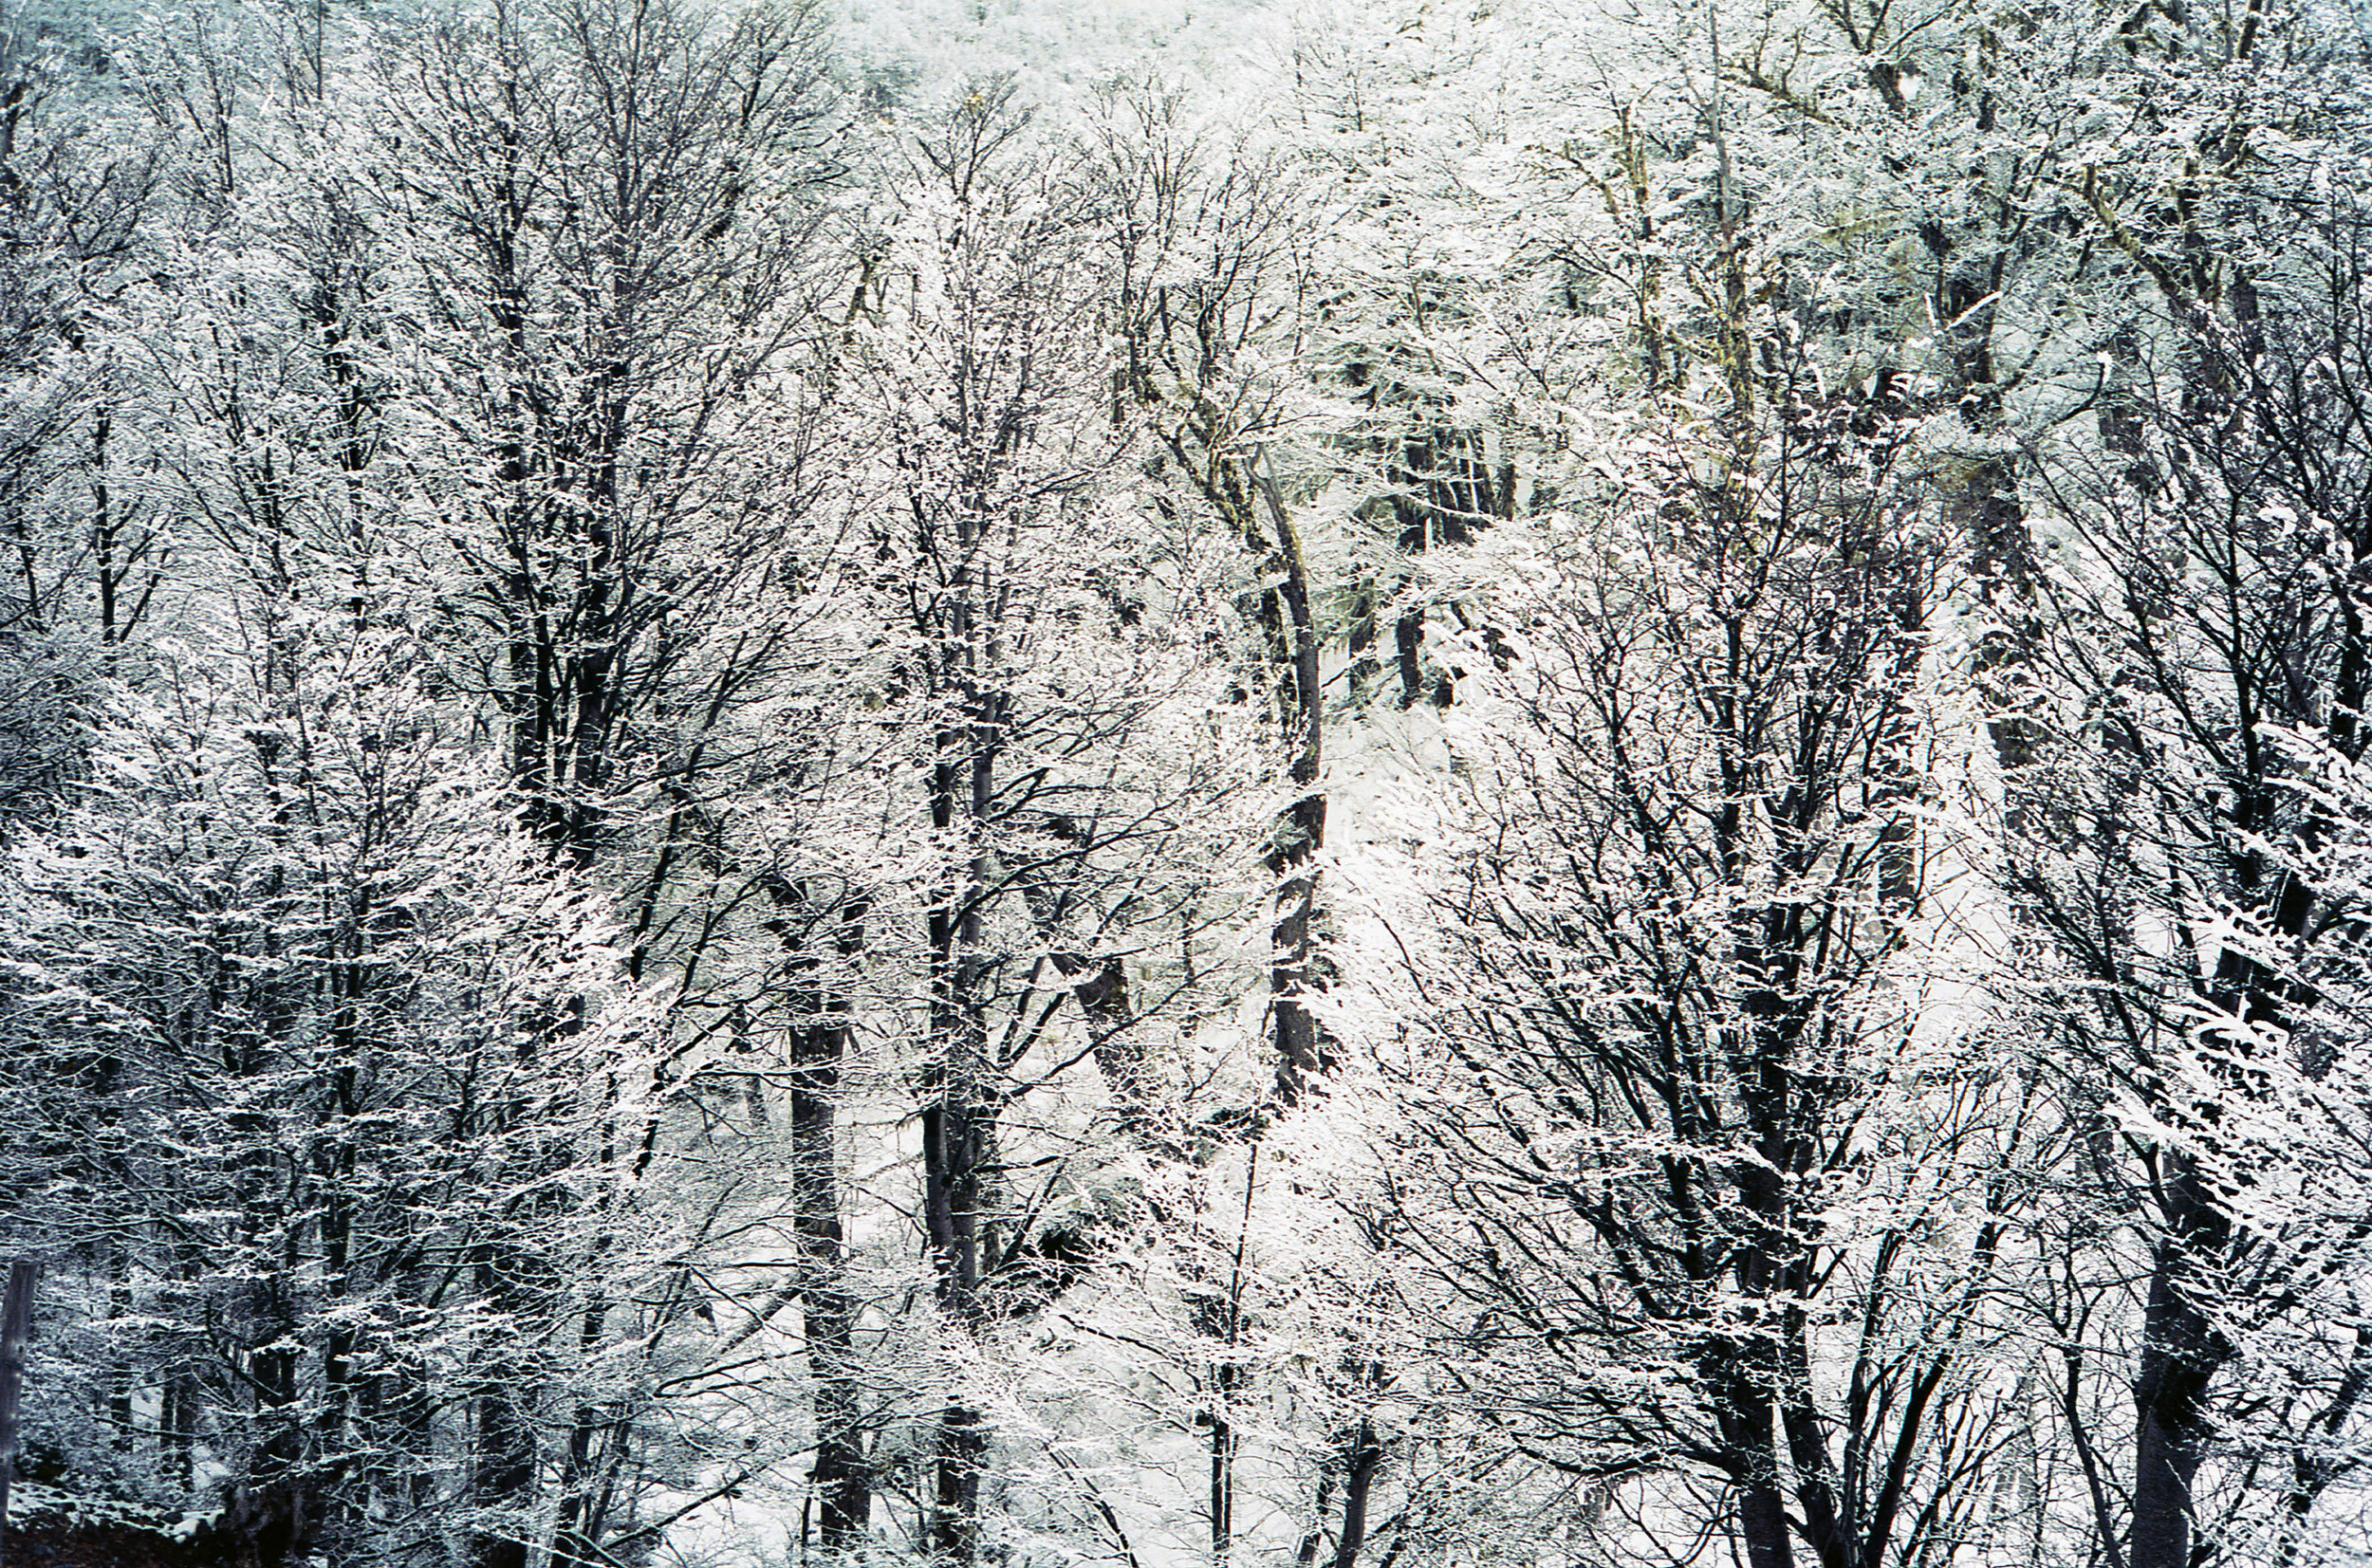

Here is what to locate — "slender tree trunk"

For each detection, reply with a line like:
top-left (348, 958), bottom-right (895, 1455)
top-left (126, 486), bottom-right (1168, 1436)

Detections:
top-left (2127, 1159), bottom-right (2233, 1568)
top-left (1207, 1380), bottom-right (1236, 1566)
top-left (1204, 1152), bottom-right (1254, 1567)
top-left (780, 885), bottom-right (874, 1553)
top-left (473, 1240), bottom-right (537, 1568)
top-left (921, 1054), bottom-right (990, 1565)
top-left (106, 1271), bottom-right (132, 1451)
top-left (1715, 1383), bottom-right (1794, 1568)
top-left (923, 550), bottom-right (996, 1561)
top-left (1254, 465), bottom-right (1328, 1105)
top-left (1325, 1416), bottom-right (1383, 1568)
top-left (547, 1290), bottom-right (621, 1568)
top-left (0, 1261), bottom-right (38, 1568)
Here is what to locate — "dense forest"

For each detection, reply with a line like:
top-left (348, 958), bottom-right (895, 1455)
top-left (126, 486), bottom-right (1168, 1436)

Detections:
top-left (0, 0), bottom-right (2366, 1563)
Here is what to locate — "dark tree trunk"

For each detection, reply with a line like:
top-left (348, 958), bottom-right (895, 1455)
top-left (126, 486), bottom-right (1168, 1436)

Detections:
top-left (0, 1261), bottom-right (36, 1568)
top-left (1256, 468), bottom-right (1329, 1106)
top-left (781, 886), bottom-right (873, 1553)
top-left (1714, 1385), bottom-right (1795, 1568)
top-left (473, 1242), bottom-right (537, 1568)
top-left (473, 1386), bottom-right (535, 1568)
top-left (1325, 1417), bottom-right (1384, 1568)
top-left (922, 640), bottom-right (996, 1562)
top-left (2127, 1159), bottom-right (2233, 1568)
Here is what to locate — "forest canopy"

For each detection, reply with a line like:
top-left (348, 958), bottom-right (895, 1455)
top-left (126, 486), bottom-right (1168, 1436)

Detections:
top-left (0, 0), bottom-right (2368, 1564)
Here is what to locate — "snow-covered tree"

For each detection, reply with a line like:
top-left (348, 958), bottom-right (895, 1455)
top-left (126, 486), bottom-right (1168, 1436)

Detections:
top-left (0, 625), bottom-right (674, 1566)
top-left (2011, 175), bottom-right (2372, 1568)
top-left (1344, 305), bottom-right (2061, 1568)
